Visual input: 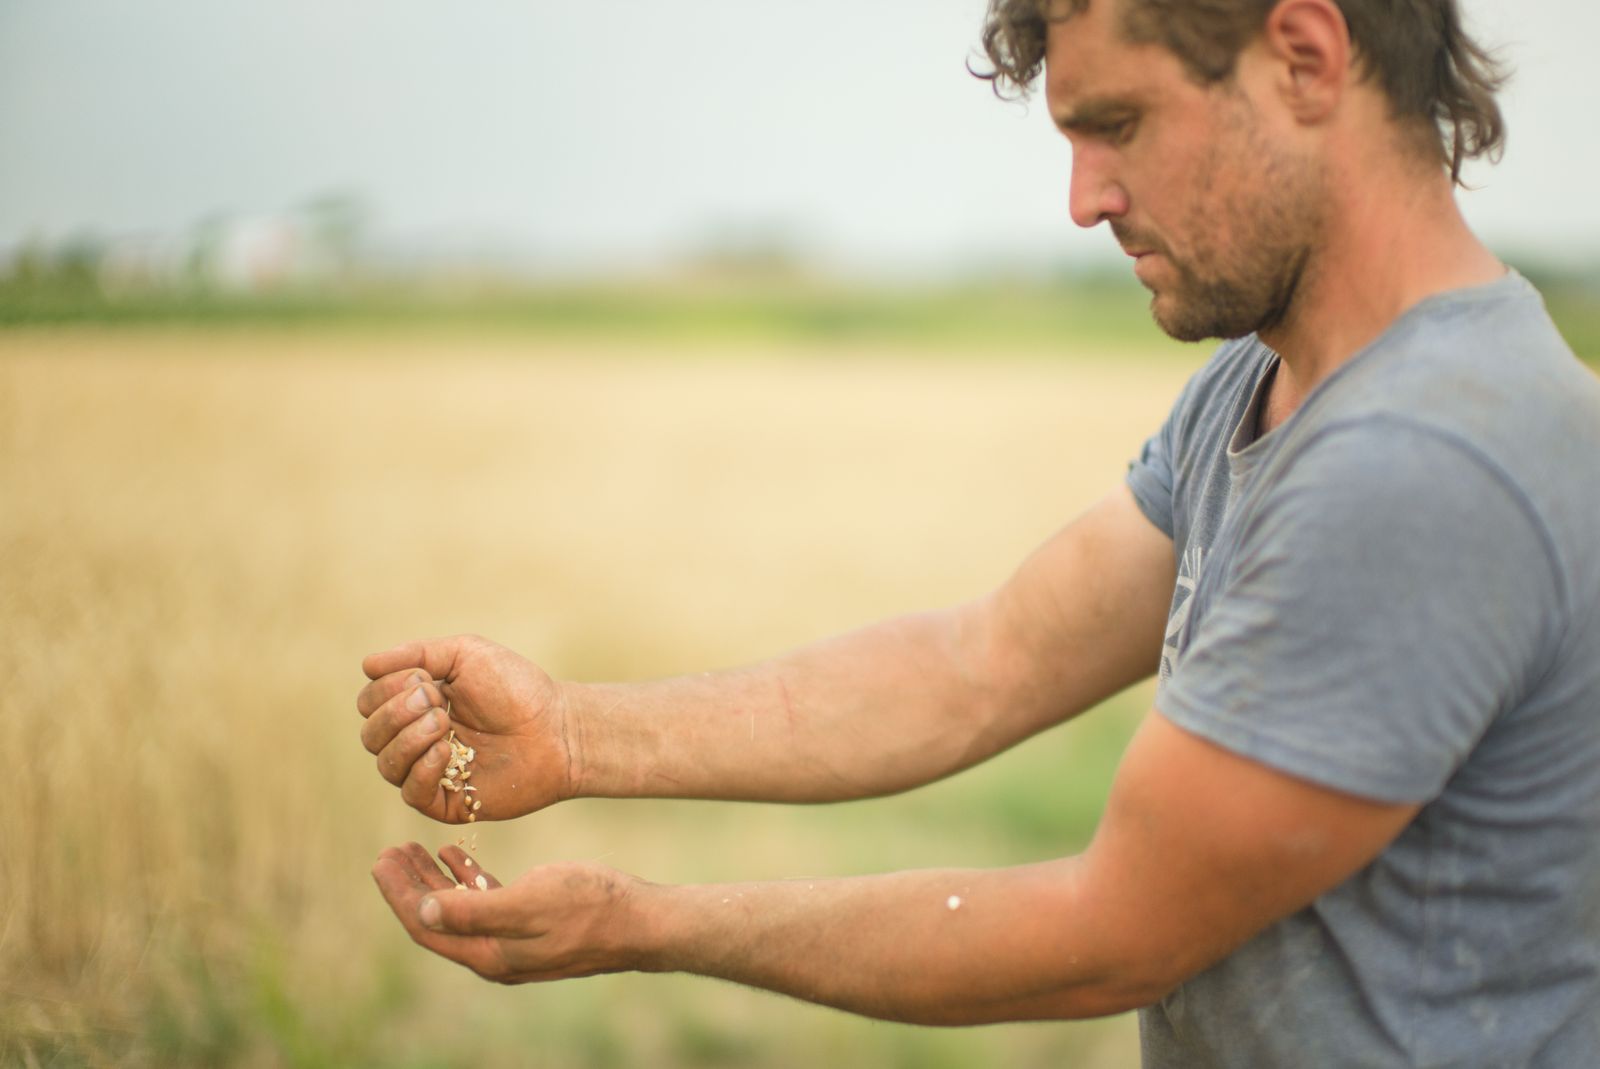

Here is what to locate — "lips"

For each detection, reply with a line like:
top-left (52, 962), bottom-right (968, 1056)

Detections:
top-left (1111, 220), bottom-right (1163, 261)
top-left (1130, 249), bottom-right (1162, 287)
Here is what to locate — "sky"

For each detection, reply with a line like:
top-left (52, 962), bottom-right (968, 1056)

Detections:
top-left (1, 1), bottom-right (1595, 278)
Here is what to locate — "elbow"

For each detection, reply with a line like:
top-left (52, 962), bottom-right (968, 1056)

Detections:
top-left (937, 975), bottom-right (1176, 1025)
top-left (1021, 936), bottom-right (1200, 1020)
top-left (1088, 970), bottom-right (1184, 1016)
top-left (951, 592), bottom-right (1046, 731)
top-left (940, 960), bottom-right (1187, 1024)
top-left (1054, 929), bottom-right (1212, 1018)
top-left (1044, 970), bottom-right (1181, 1020)
top-left (880, 951), bottom-right (1186, 1026)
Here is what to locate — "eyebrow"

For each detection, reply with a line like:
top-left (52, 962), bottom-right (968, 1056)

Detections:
top-left (1052, 96), bottom-right (1141, 134)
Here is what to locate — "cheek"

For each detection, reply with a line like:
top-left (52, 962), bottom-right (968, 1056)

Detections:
top-left (1177, 170), bottom-right (1254, 270)
top-left (1132, 162), bottom-right (1211, 259)
top-left (1168, 128), bottom-right (1248, 246)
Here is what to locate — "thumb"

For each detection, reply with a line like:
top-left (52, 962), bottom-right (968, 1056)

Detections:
top-left (363, 635), bottom-right (475, 682)
top-left (419, 894), bottom-right (447, 931)
top-left (419, 885), bottom-right (528, 938)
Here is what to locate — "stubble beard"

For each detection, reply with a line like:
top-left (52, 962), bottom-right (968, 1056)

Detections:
top-left (1148, 232), bottom-right (1314, 343)
top-left (1128, 126), bottom-right (1326, 344)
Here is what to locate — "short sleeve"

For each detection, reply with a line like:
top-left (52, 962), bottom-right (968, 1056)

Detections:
top-left (1160, 419), bottom-right (1562, 803)
top-left (1126, 409), bottom-right (1177, 539)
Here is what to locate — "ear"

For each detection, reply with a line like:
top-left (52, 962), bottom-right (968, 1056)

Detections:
top-left (1260, 0), bottom-right (1351, 125)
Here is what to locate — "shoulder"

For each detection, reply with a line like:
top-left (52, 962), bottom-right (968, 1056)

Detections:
top-left (1234, 415), bottom-right (1568, 642)
top-left (1316, 272), bottom-right (1597, 443)
top-left (1263, 274), bottom-right (1598, 600)
top-left (1168, 418), bottom-right (1567, 803)
top-left (1253, 416), bottom-right (1547, 545)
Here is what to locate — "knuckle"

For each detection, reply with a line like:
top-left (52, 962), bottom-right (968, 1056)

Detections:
top-left (402, 769), bottom-right (445, 813)
top-left (378, 754), bottom-right (403, 787)
top-left (395, 716), bottom-right (419, 745)
top-left (397, 721), bottom-right (429, 755)
top-left (399, 768), bottom-right (427, 802)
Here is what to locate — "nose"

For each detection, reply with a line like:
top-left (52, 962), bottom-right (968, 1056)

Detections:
top-left (1068, 144), bottom-right (1129, 229)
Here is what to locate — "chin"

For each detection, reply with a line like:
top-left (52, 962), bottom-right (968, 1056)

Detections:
top-left (1148, 294), bottom-right (1205, 343)
top-left (1150, 303), bottom-right (1249, 344)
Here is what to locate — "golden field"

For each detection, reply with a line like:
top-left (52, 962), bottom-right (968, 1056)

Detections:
top-left (0, 325), bottom-right (1191, 1068)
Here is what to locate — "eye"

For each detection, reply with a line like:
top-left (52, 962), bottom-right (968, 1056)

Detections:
top-left (1107, 117), bottom-right (1139, 145)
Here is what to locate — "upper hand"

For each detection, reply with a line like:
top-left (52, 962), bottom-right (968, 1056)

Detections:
top-left (370, 842), bottom-right (646, 983)
top-left (355, 634), bottom-right (575, 823)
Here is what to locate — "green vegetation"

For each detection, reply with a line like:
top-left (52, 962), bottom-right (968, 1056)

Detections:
top-left (1516, 265), bottom-right (1600, 364)
top-left (5, 251), bottom-right (1595, 363)
top-left (0, 271), bottom-right (1182, 357)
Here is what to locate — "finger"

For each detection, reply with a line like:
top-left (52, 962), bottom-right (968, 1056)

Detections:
top-left (360, 677), bottom-right (447, 753)
top-left (439, 845), bottom-right (504, 891)
top-left (363, 636), bottom-right (478, 683)
top-left (371, 847), bottom-right (498, 970)
top-left (357, 668), bottom-right (434, 719)
top-left (375, 707), bottom-right (451, 788)
top-left (401, 739), bottom-right (454, 813)
top-left (397, 840), bottom-right (461, 891)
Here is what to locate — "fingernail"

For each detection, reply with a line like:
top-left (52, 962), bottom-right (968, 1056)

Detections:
top-left (420, 710), bottom-right (441, 732)
top-left (409, 670), bottom-right (429, 687)
top-left (420, 896), bottom-right (442, 930)
top-left (406, 687), bottom-right (429, 713)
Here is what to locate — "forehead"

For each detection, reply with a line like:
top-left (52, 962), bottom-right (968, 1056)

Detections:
top-left (1042, 0), bottom-right (1196, 123)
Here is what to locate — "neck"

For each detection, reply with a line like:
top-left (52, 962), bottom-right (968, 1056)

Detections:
top-left (1255, 154), bottom-right (1505, 421)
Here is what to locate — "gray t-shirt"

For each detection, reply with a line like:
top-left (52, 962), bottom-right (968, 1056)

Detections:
top-left (1125, 271), bottom-right (1600, 1067)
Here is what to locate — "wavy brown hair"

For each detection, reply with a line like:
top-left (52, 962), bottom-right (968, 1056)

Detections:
top-left (974, 0), bottom-right (1508, 183)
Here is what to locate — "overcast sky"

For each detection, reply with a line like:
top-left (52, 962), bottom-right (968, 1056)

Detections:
top-left (1, 1), bottom-right (1594, 277)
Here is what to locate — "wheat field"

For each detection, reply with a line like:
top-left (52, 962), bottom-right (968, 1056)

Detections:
top-left (0, 325), bottom-right (1190, 1068)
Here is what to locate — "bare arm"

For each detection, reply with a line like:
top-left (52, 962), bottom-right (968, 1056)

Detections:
top-left (373, 710), bottom-right (1419, 1023)
top-left (355, 485), bottom-right (1175, 814)
top-left (569, 484), bottom-right (1176, 802)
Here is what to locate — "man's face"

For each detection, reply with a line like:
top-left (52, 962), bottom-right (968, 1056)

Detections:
top-left (1044, 0), bottom-right (1326, 342)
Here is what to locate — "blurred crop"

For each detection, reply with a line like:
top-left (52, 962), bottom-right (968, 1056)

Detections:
top-left (5, 258), bottom-right (1595, 1066)
top-left (0, 319), bottom-right (1193, 1068)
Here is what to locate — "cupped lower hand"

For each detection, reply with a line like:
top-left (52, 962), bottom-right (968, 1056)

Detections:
top-left (356, 634), bottom-right (575, 823)
top-left (371, 842), bottom-right (647, 983)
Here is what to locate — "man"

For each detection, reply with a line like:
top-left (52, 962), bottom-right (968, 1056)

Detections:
top-left (356, 0), bottom-right (1600, 1063)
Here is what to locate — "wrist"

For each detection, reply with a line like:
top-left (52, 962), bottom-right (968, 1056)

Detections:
top-left (554, 678), bottom-right (593, 801)
top-left (621, 878), bottom-right (682, 975)
top-left (559, 680), bottom-right (647, 801)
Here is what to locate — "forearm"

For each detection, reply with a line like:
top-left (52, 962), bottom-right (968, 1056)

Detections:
top-left (566, 600), bottom-right (1047, 803)
top-left (628, 860), bottom-right (1157, 1024)
top-left (562, 488), bottom-right (1171, 805)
